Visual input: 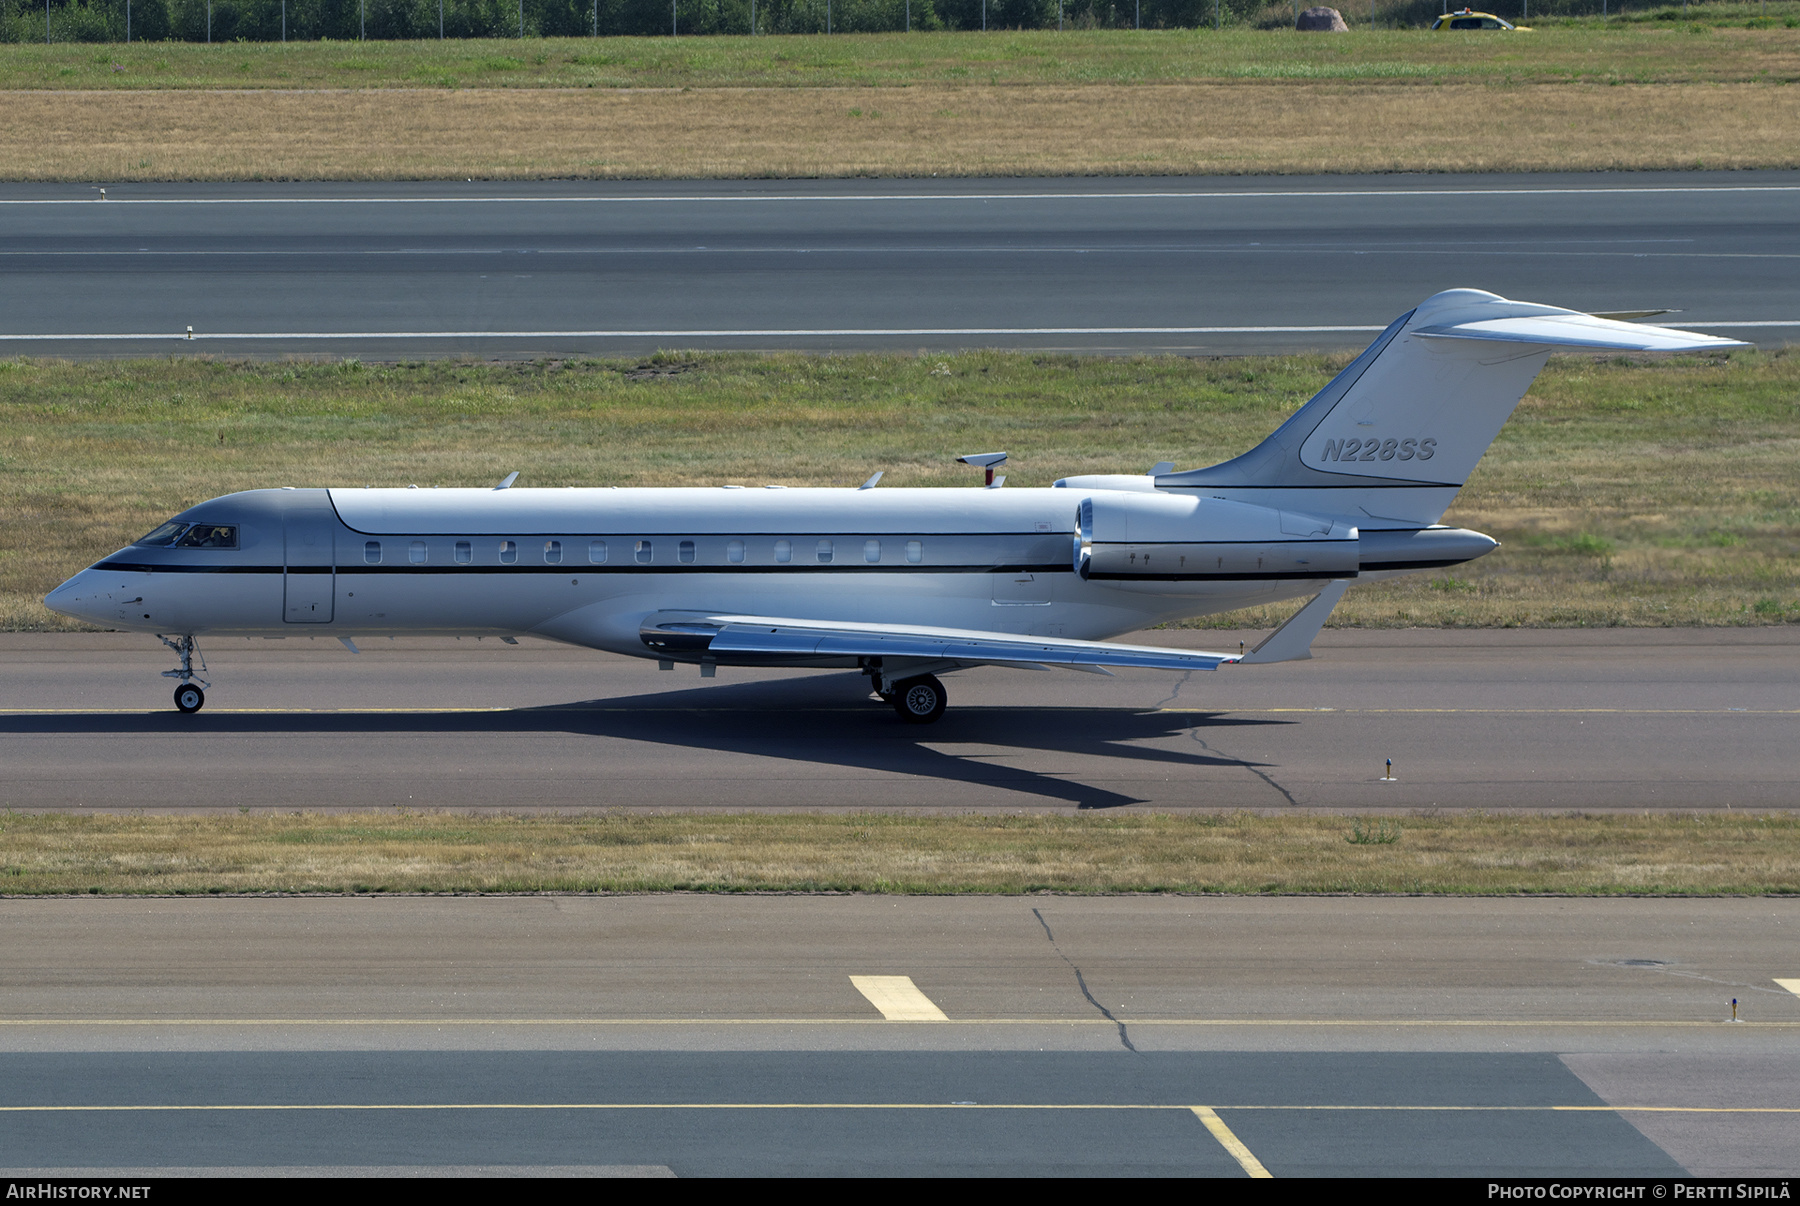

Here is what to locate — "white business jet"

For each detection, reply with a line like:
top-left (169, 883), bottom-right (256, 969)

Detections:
top-left (45, 290), bottom-right (1741, 722)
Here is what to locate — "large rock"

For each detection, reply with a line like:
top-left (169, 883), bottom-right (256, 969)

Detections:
top-left (1296, 5), bottom-right (1350, 29)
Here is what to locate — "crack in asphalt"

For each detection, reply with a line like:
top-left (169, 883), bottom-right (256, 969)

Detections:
top-left (1160, 669), bottom-right (1302, 807)
top-left (1033, 907), bottom-right (1136, 1053)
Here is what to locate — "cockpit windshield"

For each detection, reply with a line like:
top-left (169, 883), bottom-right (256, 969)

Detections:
top-left (135, 521), bottom-right (188, 546)
top-left (174, 524), bottom-right (238, 549)
top-left (135, 522), bottom-right (238, 549)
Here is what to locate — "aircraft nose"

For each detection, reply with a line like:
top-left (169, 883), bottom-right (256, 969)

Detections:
top-left (44, 570), bottom-right (110, 625)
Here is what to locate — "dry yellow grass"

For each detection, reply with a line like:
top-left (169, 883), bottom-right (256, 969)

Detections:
top-left (4, 81), bottom-right (1799, 179)
top-left (4, 810), bottom-right (1798, 895)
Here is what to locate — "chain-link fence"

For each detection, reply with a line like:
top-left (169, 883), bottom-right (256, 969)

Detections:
top-left (0, 0), bottom-right (1785, 40)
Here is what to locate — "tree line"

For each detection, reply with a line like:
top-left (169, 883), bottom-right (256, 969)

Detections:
top-left (0, 0), bottom-right (1274, 41)
top-left (0, 0), bottom-right (1740, 42)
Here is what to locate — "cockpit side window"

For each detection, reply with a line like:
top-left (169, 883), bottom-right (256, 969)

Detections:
top-left (136, 521), bottom-right (188, 547)
top-left (173, 524), bottom-right (238, 549)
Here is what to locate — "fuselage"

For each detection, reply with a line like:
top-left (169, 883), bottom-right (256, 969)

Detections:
top-left (45, 484), bottom-right (1494, 665)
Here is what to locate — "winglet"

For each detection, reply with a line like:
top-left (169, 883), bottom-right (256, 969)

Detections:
top-left (494, 472), bottom-right (520, 490)
top-left (1237, 580), bottom-right (1350, 665)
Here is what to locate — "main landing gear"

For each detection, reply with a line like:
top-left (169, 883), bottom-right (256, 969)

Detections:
top-left (890, 674), bottom-right (947, 725)
top-left (864, 663), bottom-right (948, 724)
top-left (159, 634), bottom-right (210, 714)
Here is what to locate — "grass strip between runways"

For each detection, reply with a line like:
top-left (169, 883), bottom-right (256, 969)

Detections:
top-left (7, 80), bottom-right (1800, 179)
top-left (4, 811), bottom-right (1800, 896)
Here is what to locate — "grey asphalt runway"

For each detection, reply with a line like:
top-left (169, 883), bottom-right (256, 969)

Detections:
top-left (1, 896), bottom-right (1796, 1176)
top-left (2, 172), bottom-right (1796, 359)
top-left (2, 627), bottom-right (1794, 811)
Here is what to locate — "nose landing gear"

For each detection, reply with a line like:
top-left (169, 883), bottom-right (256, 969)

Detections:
top-left (159, 635), bottom-right (210, 714)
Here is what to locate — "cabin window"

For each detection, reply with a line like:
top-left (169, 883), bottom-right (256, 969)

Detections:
top-left (499, 540), bottom-right (517, 564)
top-left (544, 540), bottom-right (562, 564)
top-left (409, 540), bottom-right (428, 565)
top-left (635, 540), bottom-right (653, 564)
top-left (173, 524), bottom-right (238, 550)
top-left (588, 540), bottom-right (607, 564)
top-left (864, 539), bottom-right (881, 564)
top-left (816, 540), bottom-right (834, 564)
top-left (136, 521), bottom-right (188, 547)
top-left (364, 541), bottom-right (381, 565)
top-left (906, 540), bottom-right (923, 564)
top-left (454, 541), bottom-right (472, 564)
top-left (727, 539), bottom-right (746, 564)
top-left (775, 540), bottom-right (792, 564)
top-left (679, 540), bottom-right (696, 564)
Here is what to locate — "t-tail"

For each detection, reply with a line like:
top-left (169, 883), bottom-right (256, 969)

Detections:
top-left (1155, 289), bottom-right (1746, 567)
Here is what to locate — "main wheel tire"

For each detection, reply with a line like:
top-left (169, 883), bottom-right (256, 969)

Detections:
top-left (173, 684), bottom-right (205, 714)
top-left (891, 675), bottom-right (946, 725)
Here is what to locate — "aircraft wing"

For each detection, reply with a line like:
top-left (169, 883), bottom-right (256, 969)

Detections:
top-left (640, 612), bottom-right (1240, 673)
top-left (641, 580), bottom-right (1350, 672)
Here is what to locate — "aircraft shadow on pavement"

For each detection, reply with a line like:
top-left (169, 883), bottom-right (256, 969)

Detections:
top-left (4, 673), bottom-right (1291, 810)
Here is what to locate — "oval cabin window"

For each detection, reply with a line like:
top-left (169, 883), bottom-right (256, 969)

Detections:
top-left (816, 540), bottom-right (833, 564)
top-left (775, 540), bottom-right (792, 564)
top-left (364, 541), bottom-right (381, 565)
top-left (544, 540), bottom-right (562, 564)
top-left (906, 540), bottom-right (923, 564)
top-left (589, 541), bottom-right (607, 564)
top-left (635, 540), bottom-right (653, 564)
top-left (679, 540), bottom-right (696, 564)
top-left (864, 540), bottom-right (880, 564)
top-left (409, 540), bottom-right (427, 565)
top-left (454, 541), bottom-right (472, 564)
top-left (727, 540), bottom-right (746, 564)
top-left (499, 540), bottom-right (517, 564)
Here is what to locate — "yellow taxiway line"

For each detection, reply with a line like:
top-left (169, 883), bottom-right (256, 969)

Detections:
top-left (0, 1103), bottom-right (1792, 1114)
top-left (0, 1018), bottom-right (1792, 1027)
top-left (1, 706), bottom-right (1795, 716)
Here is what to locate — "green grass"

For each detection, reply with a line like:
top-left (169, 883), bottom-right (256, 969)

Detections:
top-left (5, 809), bottom-right (1800, 895)
top-left (1, 24), bottom-right (1798, 90)
top-left (2, 347), bottom-right (1796, 631)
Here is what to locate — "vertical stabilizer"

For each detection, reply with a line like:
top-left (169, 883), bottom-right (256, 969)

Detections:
top-left (1157, 290), bottom-right (1745, 528)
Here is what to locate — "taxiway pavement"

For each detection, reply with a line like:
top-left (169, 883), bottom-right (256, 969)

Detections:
top-left (2, 172), bottom-right (1795, 358)
top-left (1, 896), bottom-right (1794, 1176)
top-left (1, 627), bottom-right (1794, 812)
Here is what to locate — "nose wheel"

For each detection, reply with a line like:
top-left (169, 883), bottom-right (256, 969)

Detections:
top-left (158, 634), bottom-right (211, 714)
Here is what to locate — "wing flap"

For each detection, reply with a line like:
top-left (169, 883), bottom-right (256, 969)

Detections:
top-left (641, 612), bottom-right (1237, 672)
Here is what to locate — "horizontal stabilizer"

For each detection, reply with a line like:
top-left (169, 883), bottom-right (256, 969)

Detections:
top-left (641, 612), bottom-right (1238, 673)
top-left (1413, 311), bottom-right (1747, 353)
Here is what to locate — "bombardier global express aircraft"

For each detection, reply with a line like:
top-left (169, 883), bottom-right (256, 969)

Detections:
top-left (45, 290), bottom-right (1742, 723)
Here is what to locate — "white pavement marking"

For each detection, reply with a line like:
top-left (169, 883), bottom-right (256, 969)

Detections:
top-left (2, 322), bottom-right (1791, 344)
top-left (4, 185), bottom-right (1799, 206)
top-left (1191, 1107), bottom-right (1274, 1178)
top-left (0, 326), bottom-right (1389, 341)
top-left (849, 976), bottom-right (950, 1022)
top-left (1773, 979), bottom-right (1800, 998)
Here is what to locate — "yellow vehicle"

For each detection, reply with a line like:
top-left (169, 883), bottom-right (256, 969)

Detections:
top-left (1430, 7), bottom-right (1531, 28)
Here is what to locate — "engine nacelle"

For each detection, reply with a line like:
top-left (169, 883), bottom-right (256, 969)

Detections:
top-left (1076, 493), bottom-right (1360, 582)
